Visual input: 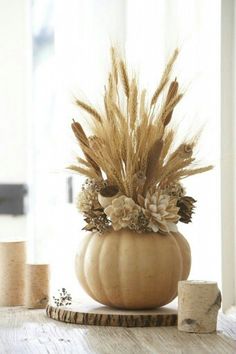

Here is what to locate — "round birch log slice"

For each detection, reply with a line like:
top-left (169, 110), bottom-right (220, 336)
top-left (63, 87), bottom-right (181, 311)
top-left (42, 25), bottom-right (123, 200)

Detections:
top-left (25, 264), bottom-right (50, 309)
top-left (0, 241), bottom-right (26, 306)
top-left (178, 280), bottom-right (222, 333)
top-left (46, 303), bottom-right (177, 327)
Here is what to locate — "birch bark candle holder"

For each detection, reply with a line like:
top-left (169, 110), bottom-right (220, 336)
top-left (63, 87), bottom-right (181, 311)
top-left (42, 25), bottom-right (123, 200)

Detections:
top-left (25, 264), bottom-right (50, 309)
top-left (0, 241), bottom-right (26, 306)
top-left (178, 280), bottom-right (222, 333)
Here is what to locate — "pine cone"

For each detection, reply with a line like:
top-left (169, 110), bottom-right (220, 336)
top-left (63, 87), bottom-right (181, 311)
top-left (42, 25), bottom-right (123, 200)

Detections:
top-left (177, 196), bottom-right (196, 223)
top-left (140, 190), bottom-right (180, 234)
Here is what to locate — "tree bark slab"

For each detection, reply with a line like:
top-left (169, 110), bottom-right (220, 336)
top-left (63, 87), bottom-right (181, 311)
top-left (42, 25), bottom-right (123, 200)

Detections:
top-left (46, 302), bottom-right (177, 327)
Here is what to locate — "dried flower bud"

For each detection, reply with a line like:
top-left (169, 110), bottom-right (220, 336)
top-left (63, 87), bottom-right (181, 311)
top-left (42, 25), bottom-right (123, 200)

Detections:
top-left (177, 196), bottom-right (196, 223)
top-left (180, 144), bottom-right (193, 158)
top-left (98, 186), bottom-right (121, 208)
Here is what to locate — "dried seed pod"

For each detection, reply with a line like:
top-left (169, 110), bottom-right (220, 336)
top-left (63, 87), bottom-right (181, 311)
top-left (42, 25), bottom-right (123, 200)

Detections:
top-left (163, 79), bottom-right (179, 126)
top-left (177, 196), bottom-right (196, 223)
top-left (98, 185), bottom-right (121, 208)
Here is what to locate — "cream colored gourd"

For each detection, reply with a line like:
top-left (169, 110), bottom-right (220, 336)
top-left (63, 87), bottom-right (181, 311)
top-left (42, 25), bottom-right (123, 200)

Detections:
top-left (75, 229), bottom-right (191, 309)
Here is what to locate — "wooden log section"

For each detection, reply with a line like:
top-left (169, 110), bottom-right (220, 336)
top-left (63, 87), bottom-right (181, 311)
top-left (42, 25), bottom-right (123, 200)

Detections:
top-left (25, 264), bottom-right (50, 309)
top-left (46, 303), bottom-right (177, 327)
top-left (0, 241), bottom-right (26, 306)
top-left (178, 280), bottom-right (222, 333)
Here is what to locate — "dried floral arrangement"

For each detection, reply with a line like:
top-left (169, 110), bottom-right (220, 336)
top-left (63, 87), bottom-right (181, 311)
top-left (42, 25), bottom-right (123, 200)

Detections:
top-left (68, 48), bottom-right (212, 235)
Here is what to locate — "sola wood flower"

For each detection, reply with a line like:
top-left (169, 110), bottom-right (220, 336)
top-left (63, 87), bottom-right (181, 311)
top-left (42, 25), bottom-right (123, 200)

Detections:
top-left (138, 191), bottom-right (180, 234)
top-left (104, 195), bottom-right (141, 231)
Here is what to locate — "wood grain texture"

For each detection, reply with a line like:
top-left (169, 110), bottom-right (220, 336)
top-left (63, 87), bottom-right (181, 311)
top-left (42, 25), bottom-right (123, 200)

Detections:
top-left (0, 307), bottom-right (236, 354)
top-left (46, 303), bottom-right (177, 327)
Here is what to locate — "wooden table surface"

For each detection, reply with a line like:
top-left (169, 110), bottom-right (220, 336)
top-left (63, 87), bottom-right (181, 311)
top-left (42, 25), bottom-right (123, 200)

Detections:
top-left (0, 307), bottom-right (236, 354)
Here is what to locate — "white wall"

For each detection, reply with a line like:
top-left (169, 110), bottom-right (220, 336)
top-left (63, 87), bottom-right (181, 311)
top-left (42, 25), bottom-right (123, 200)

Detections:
top-left (0, 0), bottom-right (31, 240)
top-left (221, 0), bottom-right (236, 311)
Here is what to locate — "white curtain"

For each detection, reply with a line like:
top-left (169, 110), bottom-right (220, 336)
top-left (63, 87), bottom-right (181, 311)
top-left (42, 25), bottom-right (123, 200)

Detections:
top-left (29, 0), bottom-right (221, 300)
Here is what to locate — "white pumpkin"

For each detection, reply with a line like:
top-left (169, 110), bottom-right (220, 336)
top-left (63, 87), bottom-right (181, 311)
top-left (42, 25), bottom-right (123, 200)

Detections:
top-left (75, 229), bottom-right (191, 309)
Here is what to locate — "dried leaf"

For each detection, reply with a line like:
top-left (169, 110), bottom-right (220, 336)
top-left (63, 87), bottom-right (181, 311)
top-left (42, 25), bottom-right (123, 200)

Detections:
top-left (71, 121), bottom-right (102, 177)
top-left (144, 139), bottom-right (164, 191)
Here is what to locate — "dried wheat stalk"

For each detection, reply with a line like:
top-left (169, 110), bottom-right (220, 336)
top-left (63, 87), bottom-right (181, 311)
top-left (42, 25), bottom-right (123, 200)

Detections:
top-left (151, 48), bottom-right (179, 106)
top-left (69, 47), bottom-right (212, 200)
top-left (111, 47), bottom-right (118, 85)
top-left (119, 60), bottom-right (130, 98)
top-left (128, 79), bottom-right (138, 130)
top-left (75, 99), bottom-right (102, 123)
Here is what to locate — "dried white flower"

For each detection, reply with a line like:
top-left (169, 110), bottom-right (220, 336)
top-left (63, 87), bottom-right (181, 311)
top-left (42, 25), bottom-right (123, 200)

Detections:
top-left (140, 190), bottom-right (180, 234)
top-left (104, 195), bottom-right (141, 231)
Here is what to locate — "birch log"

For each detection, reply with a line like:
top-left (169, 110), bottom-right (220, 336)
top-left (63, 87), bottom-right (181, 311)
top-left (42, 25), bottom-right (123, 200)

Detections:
top-left (25, 264), bottom-right (50, 309)
top-left (0, 241), bottom-right (26, 306)
top-left (178, 280), bottom-right (221, 333)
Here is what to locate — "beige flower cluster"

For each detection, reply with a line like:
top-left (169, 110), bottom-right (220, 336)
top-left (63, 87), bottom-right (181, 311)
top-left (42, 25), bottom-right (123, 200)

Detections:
top-left (104, 190), bottom-right (180, 234)
top-left (76, 179), bottom-right (193, 234)
top-left (104, 196), bottom-right (140, 231)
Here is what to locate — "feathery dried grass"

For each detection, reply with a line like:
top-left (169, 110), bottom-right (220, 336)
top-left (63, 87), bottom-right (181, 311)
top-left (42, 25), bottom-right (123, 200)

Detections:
top-left (67, 165), bottom-right (98, 179)
top-left (70, 47), bottom-right (213, 199)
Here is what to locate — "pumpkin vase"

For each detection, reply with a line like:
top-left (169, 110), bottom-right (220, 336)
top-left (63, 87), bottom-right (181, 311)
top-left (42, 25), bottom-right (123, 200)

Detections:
top-left (75, 229), bottom-right (191, 309)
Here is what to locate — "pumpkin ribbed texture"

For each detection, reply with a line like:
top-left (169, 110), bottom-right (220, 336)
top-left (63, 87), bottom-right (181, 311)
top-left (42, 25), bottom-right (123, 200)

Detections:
top-left (75, 230), bottom-right (191, 309)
